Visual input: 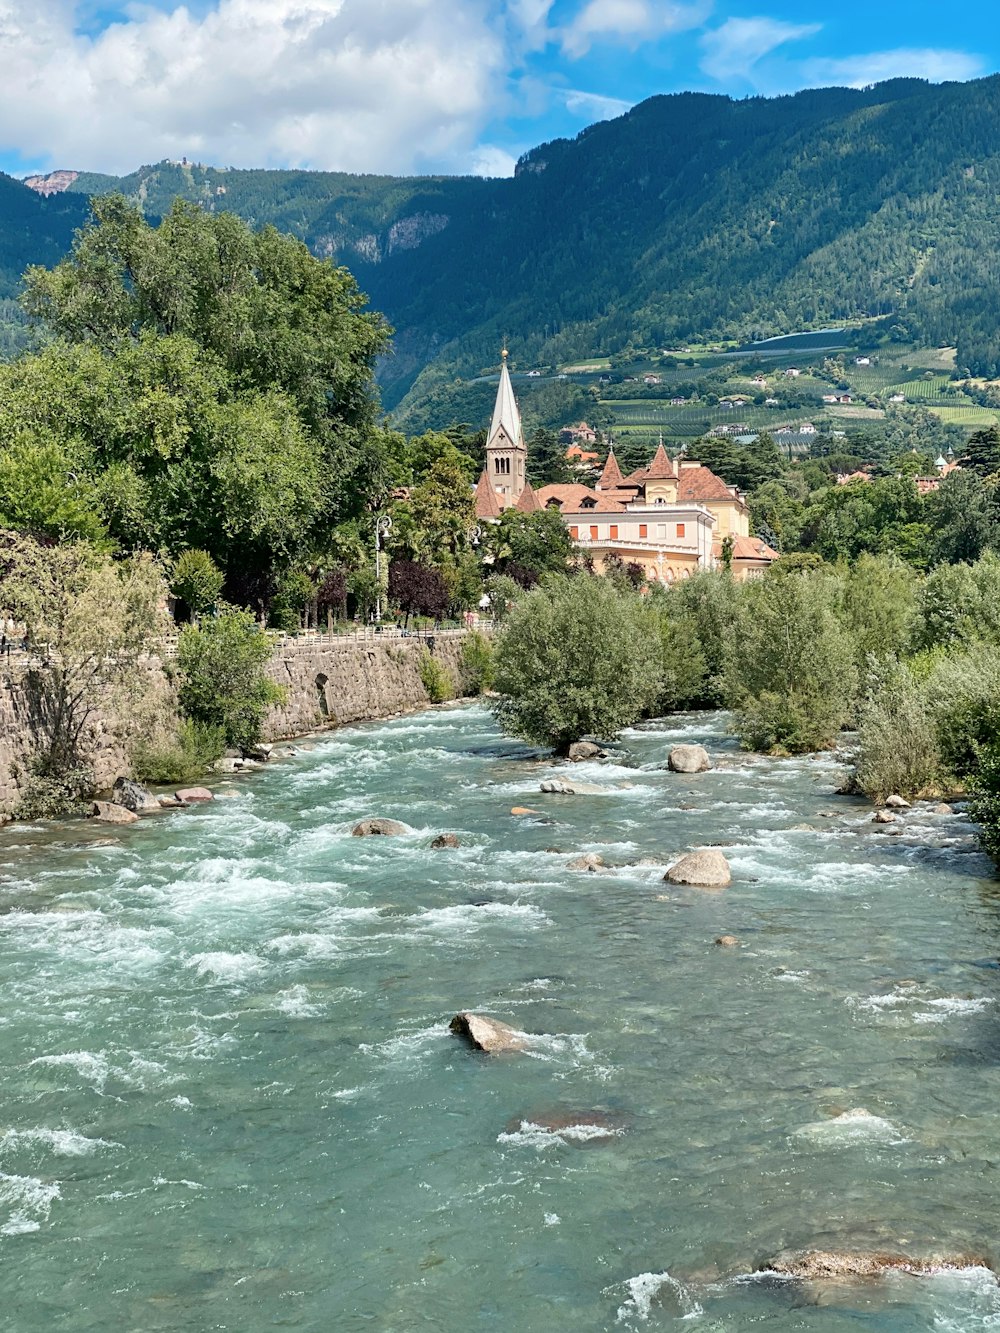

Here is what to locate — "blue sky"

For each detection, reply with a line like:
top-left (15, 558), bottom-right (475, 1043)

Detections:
top-left (0, 0), bottom-right (996, 180)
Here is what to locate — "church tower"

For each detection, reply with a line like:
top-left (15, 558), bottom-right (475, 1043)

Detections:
top-left (484, 348), bottom-right (526, 505)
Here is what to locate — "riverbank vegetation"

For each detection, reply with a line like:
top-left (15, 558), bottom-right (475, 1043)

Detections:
top-left (489, 555), bottom-right (1000, 860)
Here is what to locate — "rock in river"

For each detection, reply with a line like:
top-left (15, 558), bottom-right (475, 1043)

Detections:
top-left (763, 1249), bottom-right (992, 1280)
top-left (885, 794), bottom-right (911, 809)
top-left (449, 1013), bottom-right (525, 1054)
top-left (567, 852), bottom-right (605, 872)
top-left (567, 741), bottom-right (607, 762)
top-left (430, 833), bottom-right (460, 849)
top-left (112, 777), bottom-right (161, 814)
top-left (176, 787), bottom-right (214, 803)
top-left (668, 744), bottom-right (712, 773)
top-left (873, 810), bottom-right (897, 824)
top-left (665, 850), bottom-right (731, 888)
top-left (92, 800), bottom-right (138, 825)
top-left (352, 818), bottom-right (407, 837)
top-left (715, 935), bottom-right (741, 948)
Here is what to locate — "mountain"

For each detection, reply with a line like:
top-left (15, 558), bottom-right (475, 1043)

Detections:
top-left (19, 75), bottom-right (1000, 416)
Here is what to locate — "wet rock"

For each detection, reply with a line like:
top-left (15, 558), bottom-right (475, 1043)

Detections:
top-left (111, 777), bottom-right (161, 814)
top-left (242, 743), bottom-right (273, 762)
top-left (665, 850), bottom-right (731, 888)
top-left (91, 800), bottom-right (138, 825)
top-left (159, 795), bottom-right (189, 809)
top-left (352, 818), bottom-right (407, 837)
top-left (933, 802), bottom-right (954, 815)
top-left (216, 757), bottom-right (244, 774)
top-left (449, 1012), bottom-right (525, 1054)
top-left (567, 852), bottom-right (605, 872)
top-left (872, 810), bottom-right (897, 824)
top-left (764, 1249), bottom-right (993, 1280)
top-left (567, 741), bottom-right (606, 762)
top-left (430, 833), bottom-right (460, 849)
top-left (715, 935), bottom-right (741, 948)
top-left (510, 806), bottom-right (540, 816)
top-left (176, 787), bottom-right (214, 803)
top-left (885, 794), bottom-right (911, 809)
top-left (668, 744), bottom-right (712, 774)
top-left (540, 780), bottom-right (576, 794)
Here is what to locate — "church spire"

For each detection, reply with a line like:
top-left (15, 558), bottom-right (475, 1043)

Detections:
top-left (484, 344), bottom-right (527, 507)
top-left (489, 347), bottom-right (523, 451)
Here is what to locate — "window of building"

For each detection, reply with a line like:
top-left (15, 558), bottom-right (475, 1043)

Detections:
top-left (609, 525), bottom-right (618, 540)
top-left (570, 526), bottom-right (579, 540)
top-left (493, 456), bottom-right (511, 475)
top-left (657, 524), bottom-right (667, 540)
top-left (676, 523), bottom-right (686, 539)
top-left (590, 525), bottom-right (599, 541)
top-left (639, 524), bottom-right (648, 538)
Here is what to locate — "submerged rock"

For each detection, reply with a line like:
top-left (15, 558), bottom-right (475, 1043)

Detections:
top-left (430, 833), bottom-right (460, 849)
top-left (763, 1249), bottom-right (994, 1280)
top-left (449, 1012), bottom-right (525, 1054)
top-left (668, 744), bottom-right (712, 774)
top-left (510, 806), bottom-right (540, 817)
top-left (873, 810), bottom-right (897, 824)
top-left (501, 1108), bottom-right (629, 1143)
top-left (111, 777), bottom-right (160, 814)
top-left (352, 818), bottom-right (407, 837)
top-left (567, 852), bottom-right (605, 872)
top-left (176, 787), bottom-right (214, 803)
top-left (92, 800), bottom-right (138, 825)
top-left (715, 935), bottom-right (741, 948)
top-left (664, 850), bottom-right (731, 888)
top-left (567, 741), bottom-right (607, 762)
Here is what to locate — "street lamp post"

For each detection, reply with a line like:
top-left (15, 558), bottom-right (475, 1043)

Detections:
top-left (374, 514), bottom-right (392, 623)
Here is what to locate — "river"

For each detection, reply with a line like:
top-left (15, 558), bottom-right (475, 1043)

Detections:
top-left (1, 704), bottom-right (999, 1330)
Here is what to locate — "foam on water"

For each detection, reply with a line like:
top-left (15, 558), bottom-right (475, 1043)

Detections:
top-left (188, 951), bottom-right (268, 986)
top-left (0, 1128), bottom-right (113, 1158)
top-left (497, 1120), bottom-right (625, 1149)
top-left (794, 1107), bottom-right (908, 1147)
top-left (404, 902), bottom-right (550, 936)
top-left (275, 985), bottom-right (321, 1018)
top-left (614, 1270), bottom-right (704, 1324)
top-left (0, 1173), bottom-right (61, 1236)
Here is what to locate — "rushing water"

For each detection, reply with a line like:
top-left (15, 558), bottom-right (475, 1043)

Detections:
top-left (2, 704), bottom-right (1000, 1331)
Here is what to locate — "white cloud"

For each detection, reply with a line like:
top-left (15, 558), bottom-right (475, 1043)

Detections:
top-left (561, 0), bottom-right (712, 59)
top-left (0, 0), bottom-right (514, 175)
top-left (470, 144), bottom-right (519, 177)
top-left (803, 48), bottom-right (984, 89)
top-left (563, 88), bottom-right (632, 120)
top-left (700, 16), bottom-right (820, 84)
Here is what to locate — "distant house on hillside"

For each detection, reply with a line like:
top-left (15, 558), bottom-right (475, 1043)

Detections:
top-left (889, 393), bottom-right (906, 404)
top-left (785, 368), bottom-right (801, 378)
top-left (855, 357), bottom-right (871, 366)
top-left (559, 421), bottom-right (598, 445)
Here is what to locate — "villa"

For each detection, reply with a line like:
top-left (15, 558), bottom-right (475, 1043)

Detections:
top-left (474, 353), bottom-right (778, 580)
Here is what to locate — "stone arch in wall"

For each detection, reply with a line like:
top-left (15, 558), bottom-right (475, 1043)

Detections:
top-left (315, 672), bottom-right (331, 718)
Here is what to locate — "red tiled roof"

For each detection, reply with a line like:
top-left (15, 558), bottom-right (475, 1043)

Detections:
top-left (474, 470), bottom-right (502, 521)
top-left (536, 484), bottom-right (626, 512)
top-left (713, 534), bottom-right (779, 562)
top-left (677, 466), bottom-right (740, 503)
top-left (515, 484), bottom-right (542, 514)
top-left (598, 449), bottom-right (624, 490)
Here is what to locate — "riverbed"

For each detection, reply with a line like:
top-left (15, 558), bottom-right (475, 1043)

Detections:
top-left (1, 704), bottom-right (999, 1330)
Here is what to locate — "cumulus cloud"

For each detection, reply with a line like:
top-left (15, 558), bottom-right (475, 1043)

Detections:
top-left (700, 16), bottom-right (820, 84)
top-left (803, 47), bottom-right (984, 89)
top-left (0, 0), bottom-right (513, 175)
top-left (561, 0), bottom-right (712, 59)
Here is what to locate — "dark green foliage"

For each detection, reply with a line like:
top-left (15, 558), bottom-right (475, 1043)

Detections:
top-left (171, 550), bottom-right (224, 619)
top-left (133, 719), bottom-right (226, 785)
top-left (484, 508), bottom-right (573, 582)
top-left (176, 610), bottom-right (286, 752)
top-left (968, 747), bottom-right (1000, 864)
top-left (459, 631), bottom-right (495, 695)
top-left (418, 650), bottom-right (454, 704)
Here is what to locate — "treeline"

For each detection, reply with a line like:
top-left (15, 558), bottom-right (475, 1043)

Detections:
top-left (489, 557), bottom-right (1000, 860)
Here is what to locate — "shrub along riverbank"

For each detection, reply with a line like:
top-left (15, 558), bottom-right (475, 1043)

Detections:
top-left (487, 556), bottom-right (1000, 868)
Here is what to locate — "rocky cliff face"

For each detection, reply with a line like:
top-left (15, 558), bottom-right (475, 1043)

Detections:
top-left (23, 170), bottom-right (79, 197)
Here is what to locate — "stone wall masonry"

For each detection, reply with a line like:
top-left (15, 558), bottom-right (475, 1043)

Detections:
top-left (263, 630), bottom-right (470, 739)
top-left (0, 631), bottom-right (477, 818)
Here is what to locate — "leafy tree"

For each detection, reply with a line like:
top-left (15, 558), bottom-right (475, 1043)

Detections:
top-left (961, 426), bottom-right (1000, 478)
top-left (176, 609), bottom-right (285, 753)
top-left (387, 560), bottom-right (449, 622)
top-left (724, 570), bottom-right (858, 753)
top-left (526, 427), bottom-right (575, 486)
top-left (0, 535), bottom-right (169, 809)
top-left (170, 549), bottom-right (224, 620)
top-left (928, 470), bottom-right (999, 565)
top-left (484, 507), bottom-right (573, 581)
top-left (0, 434), bottom-right (106, 545)
top-left (968, 746), bottom-right (1000, 865)
top-left (492, 575), bottom-right (660, 751)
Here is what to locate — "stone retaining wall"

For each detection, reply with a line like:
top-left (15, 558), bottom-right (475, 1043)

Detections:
top-left (0, 632), bottom-right (473, 818)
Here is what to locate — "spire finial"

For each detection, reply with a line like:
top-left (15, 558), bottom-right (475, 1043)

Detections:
top-left (501, 343), bottom-right (508, 364)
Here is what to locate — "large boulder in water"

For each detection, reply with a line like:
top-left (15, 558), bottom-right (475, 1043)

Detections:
top-left (431, 833), bottom-right (460, 849)
top-left (668, 744), bottom-right (712, 773)
top-left (449, 1012), bottom-right (525, 1054)
top-left (664, 850), bottom-right (731, 888)
top-left (352, 818), bottom-right (407, 837)
top-left (176, 787), bottom-right (214, 803)
top-left (567, 741), bottom-right (607, 762)
top-left (112, 777), bottom-right (161, 814)
top-left (764, 1250), bottom-right (992, 1280)
top-left (567, 852), bottom-right (605, 872)
top-left (92, 800), bottom-right (138, 825)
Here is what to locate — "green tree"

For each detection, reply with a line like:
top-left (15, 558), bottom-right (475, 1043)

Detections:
top-left (176, 609), bottom-right (286, 753)
top-left (724, 571), bottom-right (858, 753)
top-left (492, 575), bottom-right (660, 751)
top-left (961, 426), bottom-right (1000, 478)
top-left (170, 549), bottom-right (224, 620)
top-left (928, 470), bottom-right (999, 565)
top-left (484, 507), bottom-right (573, 581)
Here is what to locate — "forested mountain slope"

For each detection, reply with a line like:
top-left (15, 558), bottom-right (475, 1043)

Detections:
top-left (22, 74), bottom-right (1000, 411)
top-left (0, 175), bottom-right (90, 356)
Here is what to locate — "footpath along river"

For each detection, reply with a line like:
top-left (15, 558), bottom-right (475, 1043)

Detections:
top-left (1, 704), bottom-right (1000, 1330)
